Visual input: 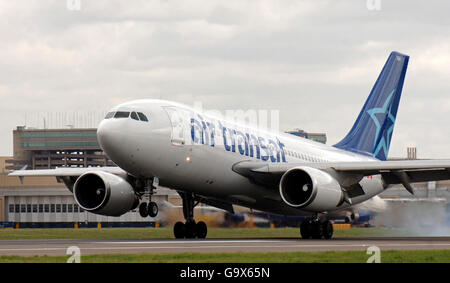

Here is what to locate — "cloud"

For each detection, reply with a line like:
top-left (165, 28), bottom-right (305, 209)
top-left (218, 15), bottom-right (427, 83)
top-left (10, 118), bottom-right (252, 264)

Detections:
top-left (0, 0), bottom-right (449, 158)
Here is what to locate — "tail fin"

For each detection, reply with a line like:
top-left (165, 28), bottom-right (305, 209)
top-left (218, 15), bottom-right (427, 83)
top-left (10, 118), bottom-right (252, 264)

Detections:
top-left (334, 51), bottom-right (409, 160)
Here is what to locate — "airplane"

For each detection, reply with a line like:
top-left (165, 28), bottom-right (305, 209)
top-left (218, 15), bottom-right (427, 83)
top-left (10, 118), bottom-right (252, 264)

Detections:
top-left (10, 51), bottom-right (450, 239)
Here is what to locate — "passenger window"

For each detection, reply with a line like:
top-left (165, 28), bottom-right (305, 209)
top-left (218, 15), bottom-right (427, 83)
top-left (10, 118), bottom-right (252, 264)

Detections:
top-left (131, 112), bottom-right (139, 121)
top-left (137, 112), bottom-right (148, 122)
top-left (105, 112), bottom-right (115, 119)
top-left (114, 111), bottom-right (130, 118)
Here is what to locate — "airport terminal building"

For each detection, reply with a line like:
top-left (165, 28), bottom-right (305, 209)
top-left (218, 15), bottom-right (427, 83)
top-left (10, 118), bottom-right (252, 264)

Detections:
top-left (6, 126), bottom-right (115, 170)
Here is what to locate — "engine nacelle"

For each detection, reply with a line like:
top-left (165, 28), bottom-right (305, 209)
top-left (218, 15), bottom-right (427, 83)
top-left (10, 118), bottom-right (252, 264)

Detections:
top-left (344, 212), bottom-right (360, 223)
top-left (279, 166), bottom-right (344, 212)
top-left (73, 171), bottom-right (139, 217)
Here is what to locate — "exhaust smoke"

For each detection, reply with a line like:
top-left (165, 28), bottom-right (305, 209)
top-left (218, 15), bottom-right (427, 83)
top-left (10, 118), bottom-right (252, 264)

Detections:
top-left (368, 197), bottom-right (449, 236)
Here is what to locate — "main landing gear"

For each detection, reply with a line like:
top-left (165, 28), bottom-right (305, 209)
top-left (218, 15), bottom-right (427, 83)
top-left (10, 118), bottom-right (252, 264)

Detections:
top-left (173, 192), bottom-right (207, 239)
top-left (300, 216), bottom-right (334, 239)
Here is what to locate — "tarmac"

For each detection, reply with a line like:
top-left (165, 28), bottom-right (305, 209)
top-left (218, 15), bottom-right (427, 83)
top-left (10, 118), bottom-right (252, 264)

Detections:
top-left (0, 237), bottom-right (449, 256)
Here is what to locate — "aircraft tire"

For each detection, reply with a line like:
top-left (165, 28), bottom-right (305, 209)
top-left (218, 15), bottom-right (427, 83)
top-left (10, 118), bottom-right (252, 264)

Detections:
top-left (174, 221), bottom-right (186, 239)
top-left (310, 222), bottom-right (323, 239)
top-left (300, 221), bottom-right (311, 239)
top-left (196, 221), bottom-right (207, 239)
top-left (322, 221), bottom-right (333, 239)
top-left (148, 202), bottom-right (158, 217)
top-left (139, 203), bottom-right (148, 218)
top-left (184, 221), bottom-right (197, 239)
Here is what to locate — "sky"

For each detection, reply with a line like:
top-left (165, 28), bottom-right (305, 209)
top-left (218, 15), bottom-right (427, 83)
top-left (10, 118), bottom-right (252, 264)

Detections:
top-left (0, 0), bottom-right (449, 158)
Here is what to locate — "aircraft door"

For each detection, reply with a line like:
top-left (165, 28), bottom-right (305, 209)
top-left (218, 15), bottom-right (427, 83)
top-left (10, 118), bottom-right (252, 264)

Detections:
top-left (163, 107), bottom-right (191, 146)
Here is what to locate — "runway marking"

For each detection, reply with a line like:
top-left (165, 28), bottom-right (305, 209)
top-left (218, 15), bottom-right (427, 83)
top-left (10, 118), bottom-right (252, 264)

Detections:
top-left (94, 240), bottom-right (297, 244)
top-left (1, 243), bottom-right (450, 253)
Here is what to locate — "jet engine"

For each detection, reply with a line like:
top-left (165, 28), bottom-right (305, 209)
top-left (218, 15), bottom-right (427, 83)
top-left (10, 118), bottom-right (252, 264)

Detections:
top-left (279, 166), bottom-right (344, 212)
top-left (344, 211), bottom-right (360, 223)
top-left (73, 171), bottom-right (139, 216)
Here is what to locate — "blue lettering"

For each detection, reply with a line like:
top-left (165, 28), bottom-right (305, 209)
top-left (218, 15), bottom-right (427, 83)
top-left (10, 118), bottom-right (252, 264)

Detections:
top-left (197, 115), bottom-right (210, 146)
top-left (192, 116), bottom-right (287, 163)
top-left (258, 137), bottom-right (270, 161)
top-left (228, 128), bottom-right (236, 152)
top-left (248, 134), bottom-right (260, 159)
top-left (206, 122), bottom-right (215, 147)
top-left (221, 124), bottom-right (231, 152)
top-left (268, 139), bottom-right (279, 162)
top-left (190, 118), bottom-right (203, 144)
top-left (234, 130), bottom-right (248, 156)
top-left (277, 138), bottom-right (286, 162)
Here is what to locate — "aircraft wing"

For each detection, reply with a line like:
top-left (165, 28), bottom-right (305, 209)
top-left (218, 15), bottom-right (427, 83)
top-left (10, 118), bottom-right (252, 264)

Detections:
top-left (8, 166), bottom-right (128, 192)
top-left (8, 166), bottom-right (127, 177)
top-left (232, 159), bottom-right (450, 194)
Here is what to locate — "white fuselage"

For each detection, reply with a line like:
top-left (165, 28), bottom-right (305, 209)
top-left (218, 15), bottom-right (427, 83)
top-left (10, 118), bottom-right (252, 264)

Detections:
top-left (97, 99), bottom-right (385, 216)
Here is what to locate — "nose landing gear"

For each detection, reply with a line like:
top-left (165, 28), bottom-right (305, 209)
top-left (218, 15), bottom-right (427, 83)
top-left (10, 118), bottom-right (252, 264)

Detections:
top-left (137, 178), bottom-right (159, 218)
top-left (139, 201), bottom-right (159, 218)
top-left (173, 192), bottom-right (208, 239)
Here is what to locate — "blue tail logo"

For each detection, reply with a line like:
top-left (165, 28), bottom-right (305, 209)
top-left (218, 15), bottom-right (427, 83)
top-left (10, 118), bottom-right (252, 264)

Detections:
top-left (367, 89), bottom-right (396, 159)
top-left (334, 52), bottom-right (409, 160)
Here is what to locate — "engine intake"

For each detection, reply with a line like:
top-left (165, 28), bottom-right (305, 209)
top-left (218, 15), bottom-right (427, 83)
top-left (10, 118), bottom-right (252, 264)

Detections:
top-left (279, 166), bottom-right (344, 212)
top-left (73, 171), bottom-right (139, 216)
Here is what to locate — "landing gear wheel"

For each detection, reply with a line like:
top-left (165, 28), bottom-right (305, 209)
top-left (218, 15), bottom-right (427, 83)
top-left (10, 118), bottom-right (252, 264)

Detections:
top-left (173, 192), bottom-right (209, 239)
top-left (148, 202), bottom-right (158, 217)
top-left (310, 221), bottom-right (323, 239)
top-left (322, 221), bottom-right (333, 239)
top-left (300, 219), bottom-right (334, 239)
top-left (196, 221), bottom-right (208, 239)
top-left (174, 222), bottom-right (186, 239)
top-left (184, 221), bottom-right (197, 239)
top-left (300, 221), bottom-right (312, 239)
top-left (139, 203), bottom-right (148, 218)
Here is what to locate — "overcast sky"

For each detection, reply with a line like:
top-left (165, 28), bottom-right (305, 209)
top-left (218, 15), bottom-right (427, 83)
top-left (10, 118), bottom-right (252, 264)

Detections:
top-left (0, 0), bottom-right (449, 158)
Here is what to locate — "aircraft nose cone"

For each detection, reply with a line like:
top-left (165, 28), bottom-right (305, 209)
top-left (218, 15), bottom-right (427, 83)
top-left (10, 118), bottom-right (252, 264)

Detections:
top-left (97, 119), bottom-right (122, 157)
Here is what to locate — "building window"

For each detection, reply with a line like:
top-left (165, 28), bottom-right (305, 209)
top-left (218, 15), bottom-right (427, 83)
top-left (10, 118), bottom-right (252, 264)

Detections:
top-left (39, 204), bottom-right (43, 213)
top-left (33, 205), bottom-right (38, 213)
top-left (9, 204), bottom-right (14, 213)
top-left (62, 204), bottom-right (67, 213)
top-left (67, 204), bottom-right (73, 213)
top-left (44, 204), bottom-right (49, 213)
top-left (21, 205), bottom-right (26, 213)
top-left (51, 204), bottom-right (55, 213)
top-left (27, 204), bottom-right (32, 213)
top-left (56, 204), bottom-right (61, 213)
top-left (73, 204), bottom-right (79, 213)
top-left (15, 204), bottom-right (20, 213)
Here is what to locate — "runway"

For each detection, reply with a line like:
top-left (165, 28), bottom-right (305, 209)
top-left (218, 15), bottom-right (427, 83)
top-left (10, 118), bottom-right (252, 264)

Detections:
top-left (0, 237), bottom-right (450, 256)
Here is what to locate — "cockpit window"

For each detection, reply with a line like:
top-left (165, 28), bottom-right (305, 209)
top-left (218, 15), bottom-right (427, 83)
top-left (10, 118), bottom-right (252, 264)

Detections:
top-left (137, 112), bottom-right (148, 122)
top-left (114, 111), bottom-right (130, 118)
top-left (105, 112), bottom-right (115, 119)
top-left (130, 112), bottom-right (139, 121)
